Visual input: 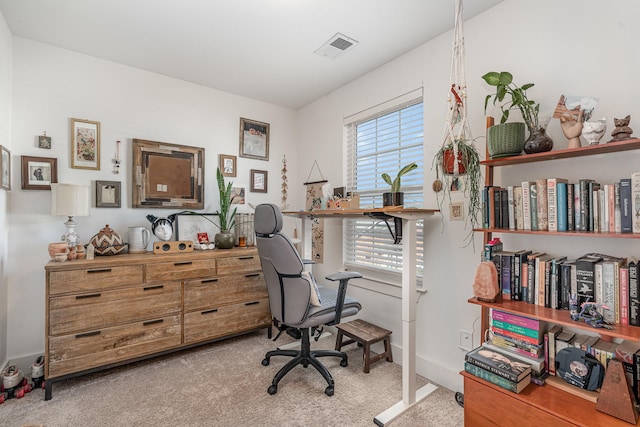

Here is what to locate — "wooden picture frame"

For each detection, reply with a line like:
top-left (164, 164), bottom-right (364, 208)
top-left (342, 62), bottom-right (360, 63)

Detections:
top-left (70, 118), bottom-right (100, 170)
top-left (132, 139), bottom-right (204, 209)
top-left (239, 117), bottom-right (269, 161)
top-left (96, 180), bottom-right (121, 208)
top-left (219, 154), bottom-right (237, 177)
top-left (175, 213), bottom-right (219, 243)
top-left (0, 145), bottom-right (10, 190)
top-left (250, 169), bottom-right (268, 193)
top-left (21, 155), bottom-right (57, 190)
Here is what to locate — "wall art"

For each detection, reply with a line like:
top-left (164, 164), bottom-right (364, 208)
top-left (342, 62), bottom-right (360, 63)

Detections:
top-left (95, 180), bottom-right (121, 208)
top-left (239, 117), bottom-right (269, 161)
top-left (219, 154), bottom-right (237, 177)
top-left (250, 169), bottom-right (268, 193)
top-left (21, 155), bottom-right (57, 190)
top-left (1, 145), bottom-right (10, 190)
top-left (70, 118), bottom-right (100, 170)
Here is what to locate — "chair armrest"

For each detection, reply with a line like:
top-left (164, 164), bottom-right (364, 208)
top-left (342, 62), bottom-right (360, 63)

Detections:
top-left (325, 272), bottom-right (362, 325)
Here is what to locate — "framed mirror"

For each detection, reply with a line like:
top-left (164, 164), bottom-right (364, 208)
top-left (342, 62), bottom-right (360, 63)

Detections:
top-left (132, 139), bottom-right (204, 209)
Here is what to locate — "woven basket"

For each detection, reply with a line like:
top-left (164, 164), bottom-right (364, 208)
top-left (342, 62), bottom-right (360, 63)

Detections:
top-left (487, 122), bottom-right (525, 158)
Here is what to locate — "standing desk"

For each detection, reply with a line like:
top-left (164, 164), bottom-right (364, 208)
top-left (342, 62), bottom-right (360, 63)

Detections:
top-left (283, 207), bottom-right (439, 426)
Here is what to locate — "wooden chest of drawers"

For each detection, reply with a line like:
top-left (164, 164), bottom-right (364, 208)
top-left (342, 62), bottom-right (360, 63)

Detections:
top-left (44, 247), bottom-right (270, 400)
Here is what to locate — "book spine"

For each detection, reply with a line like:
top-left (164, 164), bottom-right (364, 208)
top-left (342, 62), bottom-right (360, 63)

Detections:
top-left (547, 179), bottom-right (559, 232)
top-left (608, 183), bottom-right (616, 232)
top-left (579, 179), bottom-right (591, 231)
top-left (500, 253), bottom-right (512, 300)
top-left (464, 362), bottom-right (520, 393)
top-left (527, 256), bottom-right (537, 305)
top-left (491, 319), bottom-right (541, 340)
top-left (601, 261), bottom-right (615, 324)
top-left (491, 310), bottom-right (539, 330)
top-left (514, 186), bottom-right (523, 230)
top-left (614, 260), bottom-right (623, 324)
top-left (588, 181), bottom-right (600, 231)
top-left (536, 179), bottom-right (548, 231)
top-left (530, 182), bottom-right (538, 231)
top-left (567, 183), bottom-right (574, 231)
top-left (574, 182), bottom-right (581, 231)
top-left (490, 333), bottom-right (544, 357)
top-left (500, 188), bottom-right (509, 229)
top-left (632, 172), bottom-right (640, 233)
top-left (560, 262), bottom-right (572, 310)
top-left (482, 186), bottom-right (490, 229)
top-left (576, 258), bottom-right (598, 307)
top-left (544, 258), bottom-right (552, 308)
top-left (614, 182), bottom-right (621, 233)
top-left (630, 261), bottom-right (640, 326)
top-left (620, 178), bottom-right (632, 233)
top-left (490, 326), bottom-right (541, 345)
top-left (489, 187), bottom-right (499, 229)
top-left (621, 266), bottom-right (630, 325)
top-left (557, 182), bottom-right (568, 232)
top-left (594, 261), bottom-right (604, 313)
top-left (507, 185), bottom-right (516, 231)
top-left (465, 352), bottom-right (519, 382)
top-left (521, 261), bottom-right (529, 303)
top-left (521, 181), bottom-right (532, 231)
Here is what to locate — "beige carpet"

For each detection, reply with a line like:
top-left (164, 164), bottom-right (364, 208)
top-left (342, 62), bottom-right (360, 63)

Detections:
top-left (0, 330), bottom-right (463, 427)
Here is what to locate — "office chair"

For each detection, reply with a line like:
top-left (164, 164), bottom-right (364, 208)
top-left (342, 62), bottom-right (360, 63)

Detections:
top-left (254, 203), bottom-right (362, 396)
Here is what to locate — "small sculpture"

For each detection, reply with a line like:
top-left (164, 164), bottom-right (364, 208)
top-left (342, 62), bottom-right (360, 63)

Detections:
top-left (569, 295), bottom-right (614, 329)
top-left (582, 117), bottom-right (607, 145)
top-left (560, 109), bottom-right (584, 149)
top-left (610, 115), bottom-right (633, 142)
top-left (146, 214), bottom-right (176, 241)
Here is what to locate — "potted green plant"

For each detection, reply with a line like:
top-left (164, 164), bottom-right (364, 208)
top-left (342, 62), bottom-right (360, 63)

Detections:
top-left (482, 71), bottom-right (552, 156)
top-left (213, 167), bottom-right (238, 248)
top-left (432, 138), bottom-right (482, 237)
top-left (381, 162), bottom-right (418, 206)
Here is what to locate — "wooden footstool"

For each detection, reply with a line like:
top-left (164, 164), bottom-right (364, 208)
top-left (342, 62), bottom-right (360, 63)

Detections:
top-left (335, 319), bottom-right (393, 373)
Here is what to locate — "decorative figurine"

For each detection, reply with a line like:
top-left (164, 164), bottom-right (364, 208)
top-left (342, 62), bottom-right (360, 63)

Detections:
top-left (146, 214), bottom-right (176, 241)
top-left (610, 115), bottom-right (633, 142)
top-left (569, 295), bottom-right (614, 329)
top-left (582, 117), bottom-right (607, 145)
top-left (560, 109), bottom-right (584, 149)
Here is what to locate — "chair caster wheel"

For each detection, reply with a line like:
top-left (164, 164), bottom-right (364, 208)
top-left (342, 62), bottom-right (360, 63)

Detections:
top-left (262, 358), bottom-right (270, 366)
top-left (455, 391), bottom-right (464, 407)
top-left (324, 386), bottom-right (334, 396)
top-left (268, 385), bottom-right (278, 395)
top-left (340, 359), bottom-right (348, 367)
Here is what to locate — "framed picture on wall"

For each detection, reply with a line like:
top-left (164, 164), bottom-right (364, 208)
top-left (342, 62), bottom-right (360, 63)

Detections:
top-left (70, 118), bottom-right (101, 170)
top-left (21, 155), bottom-right (57, 190)
top-left (250, 169), bottom-right (268, 193)
top-left (1, 145), bottom-right (10, 190)
top-left (239, 117), bottom-right (269, 161)
top-left (219, 154), bottom-right (237, 177)
top-left (95, 180), bottom-right (121, 208)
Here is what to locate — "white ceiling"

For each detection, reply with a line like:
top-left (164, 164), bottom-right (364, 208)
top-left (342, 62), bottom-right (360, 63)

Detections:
top-left (0, 0), bottom-right (503, 110)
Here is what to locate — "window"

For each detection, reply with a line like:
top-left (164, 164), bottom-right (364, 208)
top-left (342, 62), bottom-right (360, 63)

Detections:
top-left (344, 98), bottom-right (424, 283)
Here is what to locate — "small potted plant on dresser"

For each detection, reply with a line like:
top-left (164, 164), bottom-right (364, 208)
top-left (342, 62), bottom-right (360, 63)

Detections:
top-left (482, 70), bottom-right (552, 156)
top-left (381, 162), bottom-right (418, 206)
top-left (214, 167), bottom-right (238, 249)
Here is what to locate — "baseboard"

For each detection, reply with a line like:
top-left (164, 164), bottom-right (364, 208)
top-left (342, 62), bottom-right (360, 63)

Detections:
top-left (390, 342), bottom-right (463, 393)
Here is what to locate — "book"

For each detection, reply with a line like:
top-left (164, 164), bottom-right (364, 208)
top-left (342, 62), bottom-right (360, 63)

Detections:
top-left (632, 172), bottom-right (640, 233)
top-left (490, 319), bottom-right (543, 343)
top-left (536, 179), bottom-right (548, 231)
top-left (556, 181), bottom-right (568, 232)
top-left (513, 186), bottom-right (523, 231)
top-left (547, 178), bottom-right (568, 232)
top-left (488, 186), bottom-right (501, 229)
top-left (607, 183), bottom-right (616, 232)
top-left (620, 178), bottom-right (632, 233)
top-left (507, 185), bottom-right (516, 231)
top-left (620, 263), bottom-right (630, 325)
top-left (521, 181), bottom-right (534, 231)
top-left (615, 340), bottom-right (640, 402)
top-left (489, 331), bottom-right (544, 358)
top-left (614, 182), bottom-right (621, 233)
top-left (490, 325), bottom-right (542, 346)
top-left (554, 329), bottom-right (576, 353)
top-left (464, 362), bottom-right (531, 394)
top-left (490, 309), bottom-right (541, 330)
top-left (512, 250), bottom-right (532, 301)
top-left (601, 256), bottom-right (626, 324)
top-left (549, 256), bottom-right (567, 309)
top-left (567, 182), bottom-right (575, 231)
top-left (629, 258), bottom-right (640, 326)
top-left (545, 324), bottom-right (562, 375)
top-left (576, 254), bottom-right (604, 306)
top-left (536, 254), bottom-right (553, 307)
top-left (559, 260), bottom-right (575, 310)
top-left (482, 186), bottom-right (491, 229)
top-left (481, 341), bottom-right (545, 374)
top-left (497, 251), bottom-right (515, 300)
top-left (465, 345), bottom-right (532, 383)
top-left (529, 181), bottom-right (538, 231)
top-left (573, 182), bottom-right (581, 231)
top-left (526, 252), bottom-right (545, 305)
top-left (588, 181), bottom-right (600, 231)
top-left (578, 179), bottom-right (593, 231)
top-left (500, 188), bottom-right (509, 229)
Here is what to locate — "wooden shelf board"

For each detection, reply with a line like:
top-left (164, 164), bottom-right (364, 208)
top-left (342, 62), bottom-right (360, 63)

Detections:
top-left (474, 228), bottom-right (640, 239)
top-left (468, 297), bottom-right (640, 342)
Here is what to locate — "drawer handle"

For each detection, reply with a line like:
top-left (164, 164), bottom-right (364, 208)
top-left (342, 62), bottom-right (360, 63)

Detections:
top-left (143, 319), bottom-right (164, 326)
top-left (87, 268), bottom-right (112, 274)
top-left (245, 301), bottom-right (260, 306)
top-left (75, 331), bottom-right (100, 339)
top-left (239, 256), bottom-right (254, 260)
top-left (245, 273), bottom-right (260, 278)
top-left (174, 261), bottom-right (193, 266)
top-left (202, 279), bottom-right (219, 284)
top-left (76, 293), bottom-right (101, 299)
top-left (201, 309), bottom-right (218, 315)
top-left (143, 285), bottom-right (164, 291)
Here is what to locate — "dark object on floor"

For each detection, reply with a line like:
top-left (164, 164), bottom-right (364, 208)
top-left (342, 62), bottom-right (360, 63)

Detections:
top-left (455, 391), bottom-right (464, 407)
top-left (335, 319), bottom-right (393, 373)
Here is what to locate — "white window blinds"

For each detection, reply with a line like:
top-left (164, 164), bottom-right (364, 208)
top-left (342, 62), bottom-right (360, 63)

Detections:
top-left (343, 98), bottom-right (424, 280)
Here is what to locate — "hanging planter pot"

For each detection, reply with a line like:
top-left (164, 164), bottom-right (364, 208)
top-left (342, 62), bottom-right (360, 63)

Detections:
top-left (442, 149), bottom-right (466, 175)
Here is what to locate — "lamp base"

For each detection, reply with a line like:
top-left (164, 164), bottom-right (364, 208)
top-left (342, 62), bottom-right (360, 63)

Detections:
top-left (62, 216), bottom-right (80, 247)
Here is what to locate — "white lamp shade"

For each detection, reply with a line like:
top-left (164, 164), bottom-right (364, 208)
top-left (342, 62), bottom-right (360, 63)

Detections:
top-left (51, 183), bottom-right (90, 217)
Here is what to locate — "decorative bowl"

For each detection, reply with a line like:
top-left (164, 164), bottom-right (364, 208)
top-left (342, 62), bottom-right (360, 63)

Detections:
top-left (48, 242), bottom-right (69, 258)
top-left (89, 224), bottom-right (127, 255)
top-left (89, 243), bottom-right (129, 256)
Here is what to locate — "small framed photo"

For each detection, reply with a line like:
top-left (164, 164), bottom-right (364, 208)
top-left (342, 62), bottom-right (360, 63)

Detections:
top-left (219, 154), bottom-right (237, 177)
top-left (96, 180), bottom-right (121, 208)
top-left (38, 134), bottom-right (51, 149)
top-left (21, 155), bottom-right (57, 190)
top-left (239, 117), bottom-right (269, 161)
top-left (1, 145), bottom-right (10, 190)
top-left (70, 118), bottom-right (100, 170)
top-left (230, 186), bottom-right (245, 204)
top-left (250, 169), bottom-right (268, 193)
top-left (449, 201), bottom-right (464, 221)
top-left (175, 213), bottom-right (219, 242)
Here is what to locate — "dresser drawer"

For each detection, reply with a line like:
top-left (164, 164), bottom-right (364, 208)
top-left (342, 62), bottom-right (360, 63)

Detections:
top-left (49, 282), bottom-right (182, 336)
top-left (48, 314), bottom-right (181, 378)
top-left (216, 252), bottom-right (260, 275)
top-left (183, 298), bottom-right (271, 344)
top-left (145, 258), bottom-right (217, 282)
top-left (184, 272), bottom-right (267, 312)
top-left (48, 265), bottom-right (143, 295)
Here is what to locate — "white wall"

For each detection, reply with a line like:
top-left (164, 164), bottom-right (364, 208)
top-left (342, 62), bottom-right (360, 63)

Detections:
top-left (296, 0), bottom-right (640, 392)
top-left (6, 37), bottom-right (298, 359)
top-left (0, 10), bottom-right (12, 368)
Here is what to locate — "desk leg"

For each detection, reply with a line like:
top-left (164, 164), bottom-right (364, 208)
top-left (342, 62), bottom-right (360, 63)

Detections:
top-left (374, 218), bottom-right (437, 426)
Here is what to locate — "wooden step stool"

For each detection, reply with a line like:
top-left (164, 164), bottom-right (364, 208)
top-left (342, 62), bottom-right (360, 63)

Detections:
top-left (335, 319), bottom-right (393, 373)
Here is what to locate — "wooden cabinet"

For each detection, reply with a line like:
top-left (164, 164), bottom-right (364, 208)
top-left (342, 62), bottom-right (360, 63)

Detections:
top-left (44, 247), bottom-right (270, 400)
top-left (464, 138), bottom-right (640, 426)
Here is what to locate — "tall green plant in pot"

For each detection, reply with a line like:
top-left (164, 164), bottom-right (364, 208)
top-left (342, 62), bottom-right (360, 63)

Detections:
top-left (214, 167), bottom-right (238, 249)
top-left (381, 162), bottom-right (418, 206)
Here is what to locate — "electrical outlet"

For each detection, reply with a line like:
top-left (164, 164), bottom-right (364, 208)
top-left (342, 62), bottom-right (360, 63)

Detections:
top-left (459, 329), bottom-right (473, 351)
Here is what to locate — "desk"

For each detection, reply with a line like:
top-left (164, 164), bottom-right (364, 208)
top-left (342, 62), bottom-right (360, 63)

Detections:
top-left (283, 207), bottom-right (439, 425)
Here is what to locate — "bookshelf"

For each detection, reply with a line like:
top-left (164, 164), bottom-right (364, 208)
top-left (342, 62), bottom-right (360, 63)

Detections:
top-left (463, 135), bottom-right (640, 426)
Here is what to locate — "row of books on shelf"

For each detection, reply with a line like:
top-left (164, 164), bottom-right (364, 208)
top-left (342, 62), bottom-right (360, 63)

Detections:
top-left (481, 173), bottom-right (640, 233)
top-left (482, 242), bottom-right (640, 326)
top-left (464, 309), bottom-right (640, 400)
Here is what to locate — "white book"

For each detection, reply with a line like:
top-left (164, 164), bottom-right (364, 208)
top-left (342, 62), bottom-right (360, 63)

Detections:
top-left (514, 186), bottom-right (524, 231)
top-left (632, 172), bottom-right (640, 233)
top-left (601, 260), bottom-right (616, 324)
top-left (521, 181), bottom-right (533, 231)
top-left (594, 261), bottom-right (603, 316)
top-left (507, 185), bottom-right (516, 231)
top-left (602, 185), bottom-right (610, 233)
top-left (614, 182), bottom-right (622, 233)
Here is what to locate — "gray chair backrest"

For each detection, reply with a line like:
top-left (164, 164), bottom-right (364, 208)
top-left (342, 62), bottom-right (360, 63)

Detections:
top-left (255, 204), bottom-right (311, 325)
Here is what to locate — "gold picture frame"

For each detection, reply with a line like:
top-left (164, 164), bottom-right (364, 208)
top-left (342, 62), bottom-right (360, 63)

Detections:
top-left (70, 118), bottom-right (100, 170)
top-left (239, 117), bottom-right (269, 161)
top-left (21, 155), bottom-right (57, 190)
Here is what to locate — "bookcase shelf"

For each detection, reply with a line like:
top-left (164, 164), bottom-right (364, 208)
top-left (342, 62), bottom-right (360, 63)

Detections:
top-left (463, 129), bottom-right (640, 426)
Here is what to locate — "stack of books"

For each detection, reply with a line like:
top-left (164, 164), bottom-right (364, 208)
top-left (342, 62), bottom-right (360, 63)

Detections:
top-left (464, 345), bottom-right (532, 393)
top-left (488, 309), bottom-right (545, 361)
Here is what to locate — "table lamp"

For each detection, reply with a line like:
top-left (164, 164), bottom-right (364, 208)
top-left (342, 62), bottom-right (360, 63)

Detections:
top-left (51, 183), bottom-right (90, 247)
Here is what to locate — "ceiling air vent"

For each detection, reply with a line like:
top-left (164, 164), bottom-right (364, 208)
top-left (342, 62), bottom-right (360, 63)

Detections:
top-left (315, 33), bottom-right (359, 59)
